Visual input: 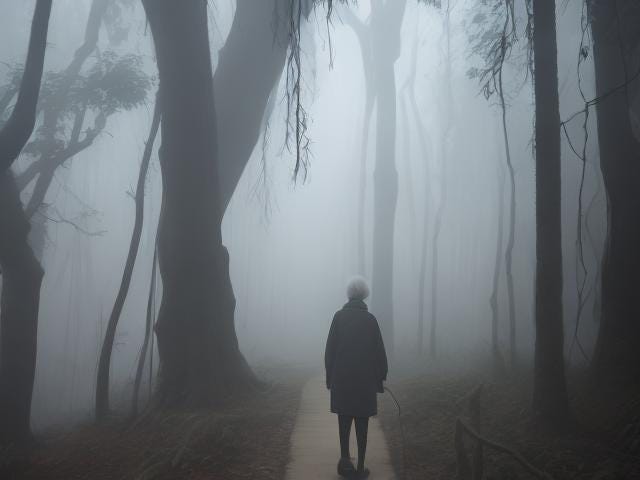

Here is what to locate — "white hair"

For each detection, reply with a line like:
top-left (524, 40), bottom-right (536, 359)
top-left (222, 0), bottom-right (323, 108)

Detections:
top-left (347, 275), bottom-right (370, 301)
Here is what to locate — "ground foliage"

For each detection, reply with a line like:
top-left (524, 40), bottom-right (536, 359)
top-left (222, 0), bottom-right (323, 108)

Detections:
top-left (379, 367), bottom-right (640, 479)
top-left (1, 368), bottom-right (307, 480)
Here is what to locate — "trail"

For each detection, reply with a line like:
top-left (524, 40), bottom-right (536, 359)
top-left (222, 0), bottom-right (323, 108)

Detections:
top-left (285, 376), bottom-right (396, 479)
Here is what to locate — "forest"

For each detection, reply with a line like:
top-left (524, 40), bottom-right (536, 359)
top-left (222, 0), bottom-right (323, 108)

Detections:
top-left (0, 0), bottom-right (639, 479)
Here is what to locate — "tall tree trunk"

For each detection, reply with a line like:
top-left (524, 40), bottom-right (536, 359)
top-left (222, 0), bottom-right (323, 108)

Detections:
top-left (531, 0), bottom-right (569, 423)
top-left (430, 0), bottom-right (454, 360)
top-left (0, 0), bottom-right (52, 444)
top-left (590, 0), bottom-right (640, 386)
top-left (95, 96), bottom-right (160, 420)
top-left (370, 0), bottom-right (407, 353)
top-left (132, 247), bottom-right (158, 419)
top-left (489, 165), bottom-right (506, 375)
top-left (497, 59), bottom-right (518, 369)
top-left (407, 32), bottom-right (432, 356)
top-left (142, 0), bottom-right (256, 407)
top-left (342, 7), bottom-right (376, 277)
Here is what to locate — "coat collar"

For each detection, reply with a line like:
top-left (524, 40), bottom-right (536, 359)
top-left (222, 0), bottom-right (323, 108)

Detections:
top-left (343, 299), bottom-right (368, 311)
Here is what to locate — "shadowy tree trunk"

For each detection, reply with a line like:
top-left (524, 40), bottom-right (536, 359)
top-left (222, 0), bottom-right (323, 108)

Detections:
top-left (0, 0), bottom-right (52, 444)
top-left (132, 247), bottom-right (158, 419)
top-left (531, 0), bottom-right (569, 423)
top-left (95, 96), bottom-right (160, 420)
top-left (590, 0), bottom-right (640, 386)
top-left (370, 0), bottom-right (407, 353)
top-left (142, 0), bottom-right (256, 407)
top-left (99, 0), bottom-right (300, 417)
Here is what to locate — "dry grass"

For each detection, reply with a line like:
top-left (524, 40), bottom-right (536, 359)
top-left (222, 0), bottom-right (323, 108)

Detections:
top-left (2, 367), bottom-right (309, 480)
top-left (379, 367), bottom-right (640, 480)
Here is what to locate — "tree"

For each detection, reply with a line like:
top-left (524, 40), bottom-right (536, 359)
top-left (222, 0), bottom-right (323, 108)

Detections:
top-left (370, 0), bottom-right (407, 352)
top-left (489, 163), bottom-right (507, 375)
top-left (531, 0), bottom-right (569, 423)
top-left (405, 20), bottom-right (433, 356)
top-left (0, 0), bottom-right (52, 444)
top-left (590, 0), bottom-right (640, 386)
top-left (13, 52), bottom-right (151, 218)
top-left (467, 0), bottom-right (518, 369)
top-left (429, 0), bottom-right (454, 359)
top-left (100, 0), bottom-right (315, 417)
top-left (96, 96), bottom-right (160, 420)
top-left (342, 6), bottom-right (376, 277)
top-left (5, 0), bottom-right (150, 261)
top-left (141, 0), bottom-right (257, 407)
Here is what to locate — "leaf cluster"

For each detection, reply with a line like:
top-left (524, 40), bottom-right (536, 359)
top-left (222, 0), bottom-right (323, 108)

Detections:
top-left (2, 51), bottom-right (152, 158)
top-left (466, 0), bottom-right (518, 100)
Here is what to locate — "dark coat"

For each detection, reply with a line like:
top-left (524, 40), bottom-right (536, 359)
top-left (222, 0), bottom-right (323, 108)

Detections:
top-left (324, 299), bottom-right (388, 417)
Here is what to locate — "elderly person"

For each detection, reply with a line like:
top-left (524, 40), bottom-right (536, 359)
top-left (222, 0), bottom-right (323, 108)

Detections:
top-left (324, 276), bottom-right (388, 478)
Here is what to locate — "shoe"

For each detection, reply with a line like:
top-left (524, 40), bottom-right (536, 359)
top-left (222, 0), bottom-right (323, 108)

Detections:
top-left (355, 467), bottom-right (370, 478)
top-left (337, 457), bottom-right (356, 477)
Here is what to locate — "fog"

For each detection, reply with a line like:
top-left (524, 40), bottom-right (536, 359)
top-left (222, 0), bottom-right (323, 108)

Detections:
top-left (1, 0), bottom-right (606, 433)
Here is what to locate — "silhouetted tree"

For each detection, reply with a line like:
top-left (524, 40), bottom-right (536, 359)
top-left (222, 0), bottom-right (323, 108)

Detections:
top-left (141, 0), bottom-right (257, 407)
top-left (96, 95), bottom-right (160, 420)
top-left (531, 0), bottom-right (569, 423)
top-left (0, 0), bottom-right (52, 444)
top-left (590, 0), bottom-right (640, 386)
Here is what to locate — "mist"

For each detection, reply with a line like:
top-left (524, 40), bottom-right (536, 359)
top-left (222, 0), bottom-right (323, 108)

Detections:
top-left (1, 1), bottom-right (637, 479)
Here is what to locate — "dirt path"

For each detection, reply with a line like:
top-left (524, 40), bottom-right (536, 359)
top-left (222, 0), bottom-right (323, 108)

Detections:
top-left (285, 376), bottom-right (396, 479)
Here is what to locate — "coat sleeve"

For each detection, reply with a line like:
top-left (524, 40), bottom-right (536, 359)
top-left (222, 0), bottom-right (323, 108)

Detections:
top-left (324, 313), bottom-right (339, 389)
top-left (373, 316), bottom-right (388, 392)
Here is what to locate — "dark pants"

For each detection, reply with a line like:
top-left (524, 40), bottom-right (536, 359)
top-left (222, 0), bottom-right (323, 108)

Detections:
top-left (338, 415), bottom-right (369, 470)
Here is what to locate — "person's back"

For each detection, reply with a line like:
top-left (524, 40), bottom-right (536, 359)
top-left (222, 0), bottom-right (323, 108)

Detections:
top-left (326, 300), bottom-right (386, 418)
top-left (324, 276), bottom-right (388, 478)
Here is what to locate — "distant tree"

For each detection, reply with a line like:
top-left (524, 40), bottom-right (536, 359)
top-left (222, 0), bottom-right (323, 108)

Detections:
top-left (489, 161), bottom-right (507, 375)
top-left (590, 0), bottom-right (640, 386)
top-left (0, 0), bottom-right (52, 444)
top-left (467, 0), bottom-right (518, 370)
top-left (341, 0), bottom-right (408, 353)
top-left (428, 0), bottom-right (454, 360)
top-left (342, 6), bottom-right (376, 277)
top-left (531, 0), bottom-right (569, 423)
top-left (404, 20), bottom-right (433, 356)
